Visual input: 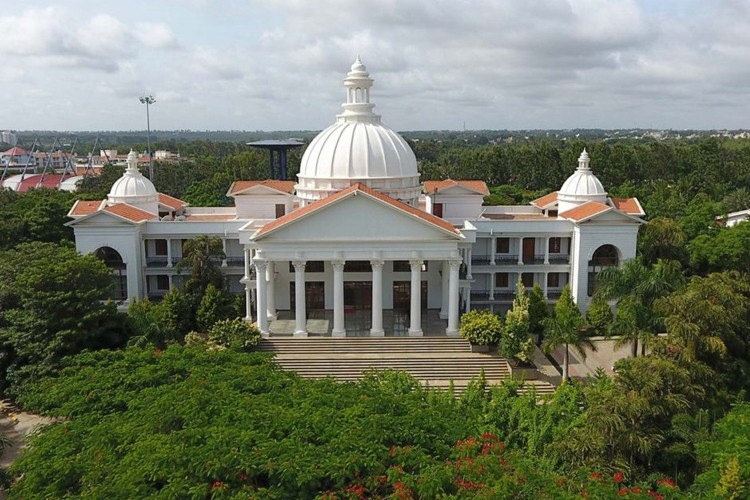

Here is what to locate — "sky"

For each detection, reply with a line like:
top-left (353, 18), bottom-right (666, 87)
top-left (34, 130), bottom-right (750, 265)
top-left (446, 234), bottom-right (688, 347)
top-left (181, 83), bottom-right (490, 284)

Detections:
top-left (3, 0), bottom-right (750, 132)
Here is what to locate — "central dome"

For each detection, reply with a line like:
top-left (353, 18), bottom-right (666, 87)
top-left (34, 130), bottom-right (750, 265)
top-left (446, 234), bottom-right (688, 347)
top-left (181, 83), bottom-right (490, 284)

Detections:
top-left (296, 57), bottom-right (421, 206)
top-left (557, 149), bottom-right (608, 213)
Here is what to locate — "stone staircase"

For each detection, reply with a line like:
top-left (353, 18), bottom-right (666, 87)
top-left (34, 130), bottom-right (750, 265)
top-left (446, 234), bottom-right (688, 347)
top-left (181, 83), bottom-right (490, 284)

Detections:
top-left (257, 337), bottom-right (556, 396)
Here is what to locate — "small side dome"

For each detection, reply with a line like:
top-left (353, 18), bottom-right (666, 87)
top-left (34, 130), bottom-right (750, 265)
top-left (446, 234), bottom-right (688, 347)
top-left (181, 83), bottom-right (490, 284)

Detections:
top-left (107, 150), bottom-right (159, 214)
top-left (557, 149), bottom-right (607, 213)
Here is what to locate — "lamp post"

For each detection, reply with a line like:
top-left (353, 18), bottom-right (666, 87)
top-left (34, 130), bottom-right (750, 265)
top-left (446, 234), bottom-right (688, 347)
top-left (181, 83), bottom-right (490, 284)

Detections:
top-left (139, 95), bottom-right (155, 180)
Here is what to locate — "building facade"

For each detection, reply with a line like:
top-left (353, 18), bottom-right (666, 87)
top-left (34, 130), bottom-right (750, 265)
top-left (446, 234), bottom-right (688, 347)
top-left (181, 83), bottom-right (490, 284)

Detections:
top-left (67, 58), bottom-right (645, 338)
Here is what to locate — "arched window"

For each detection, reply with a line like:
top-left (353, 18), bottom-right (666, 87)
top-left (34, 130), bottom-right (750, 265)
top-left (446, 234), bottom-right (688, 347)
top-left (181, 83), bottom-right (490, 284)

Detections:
top-left (588, 244), bottom-right (619, 296)
top-left (94, 247), bottom-right (128, 300)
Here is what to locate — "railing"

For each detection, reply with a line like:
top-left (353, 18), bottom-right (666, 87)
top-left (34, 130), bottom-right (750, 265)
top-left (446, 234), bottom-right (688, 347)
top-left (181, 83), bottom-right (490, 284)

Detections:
top-left (224, 257), bottom-right (245, 267)
top-left (471, 255), bottom-right (490, 265)
top-left (495, 254), bottom-right (519, 264)
top-left (470, 290), bottom-right (515, 301)
top-left (146, 256), bottom-right (169, 267)
top-left (546, 290), bottom-right (563, 300)
top-left (548, 255), bottom-right (570, 264)
top-left (522, 254), bottom-right (547, 264)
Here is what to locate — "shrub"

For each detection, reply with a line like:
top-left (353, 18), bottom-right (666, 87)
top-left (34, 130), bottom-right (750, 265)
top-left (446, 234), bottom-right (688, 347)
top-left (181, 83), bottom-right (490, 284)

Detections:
top-left (460, 310), bottom-right (503, 346)
top-left (207, 318), bottom-right (261, 351)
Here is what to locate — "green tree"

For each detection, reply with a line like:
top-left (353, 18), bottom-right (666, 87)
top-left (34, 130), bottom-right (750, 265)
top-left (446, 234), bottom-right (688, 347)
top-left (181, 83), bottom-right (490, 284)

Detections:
top-left (541, 285), bottom-right (593, 380)
top-left (195, 284), bottom-right (235, 332)
top-left (596, 259), bottom-right (685, 356)
top-left (638, 217), bottom-right (687, 266)
top-left (502, 282), bottom-right (533, 362)
top-left (0, 188), bottom-right (75, 250)
top-left (459, 309), bottom-right (503, 346)
top-left (586, 295), bottom-right (613, 336)
top-left (0, 242), bottom-right (128, 394)
top-left (176, 235), bottom-right (226, 300)
top-left (527, 284), bottom-right (549, 340)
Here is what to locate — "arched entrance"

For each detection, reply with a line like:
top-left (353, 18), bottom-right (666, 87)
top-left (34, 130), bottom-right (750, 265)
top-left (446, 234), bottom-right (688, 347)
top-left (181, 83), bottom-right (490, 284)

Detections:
top-left (588, 244), bottom-right (619, 296)
top-left (94, 247), bottom-right (128, 301)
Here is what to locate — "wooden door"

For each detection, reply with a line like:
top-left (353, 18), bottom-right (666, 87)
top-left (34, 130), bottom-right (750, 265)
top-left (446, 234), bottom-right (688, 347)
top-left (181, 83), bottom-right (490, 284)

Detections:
top-left (522, 238), bottom-right (535, 263)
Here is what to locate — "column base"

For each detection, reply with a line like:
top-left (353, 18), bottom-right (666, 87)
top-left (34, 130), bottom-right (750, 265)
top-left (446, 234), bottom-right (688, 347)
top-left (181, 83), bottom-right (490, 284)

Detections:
top-left (267, 313), bottom-right (277, 321)
top-left (260, 331), bottom-right (270, 338)
top-left (439, 310), bottom-right (448, 320)
top-left (331, 330), bottom-right (347, 338)
top-left (293, 330), bottom-right (308, 338)
top-left (446, 328), bottom-right (460, 337)
top-left (370, 329), bottom-right (385, 337)
top-left (408, 329), bottom-right (423, 337)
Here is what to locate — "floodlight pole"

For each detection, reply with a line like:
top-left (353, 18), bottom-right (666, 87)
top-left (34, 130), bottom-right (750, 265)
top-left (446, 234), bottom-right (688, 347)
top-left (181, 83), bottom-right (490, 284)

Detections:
top-left (139, 95), bottom-right (156, 180)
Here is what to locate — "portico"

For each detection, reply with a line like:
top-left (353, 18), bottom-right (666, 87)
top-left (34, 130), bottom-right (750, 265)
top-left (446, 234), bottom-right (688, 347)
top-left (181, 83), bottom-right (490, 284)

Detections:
top-left (240, 184), bottom-right (465, 338)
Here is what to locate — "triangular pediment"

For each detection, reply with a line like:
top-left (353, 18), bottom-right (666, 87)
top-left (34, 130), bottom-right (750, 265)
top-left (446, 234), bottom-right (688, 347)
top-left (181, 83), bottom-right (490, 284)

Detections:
top-left (253, 190), bottom-right (462, 243)
top-left (66, 210), bottom-right (138, 226)
top-left (578, 209), bottom-right (645, 224)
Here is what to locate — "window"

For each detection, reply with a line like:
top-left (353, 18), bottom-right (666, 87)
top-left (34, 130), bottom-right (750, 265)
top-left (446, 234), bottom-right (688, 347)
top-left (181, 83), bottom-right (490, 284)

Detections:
top-left (433, 203), bottom-right (444, 218)
top-left (496, 238), bottom-right (510, 253)
top-left (275, 204), bottom-right (286, 218)
top-left (548, 237), bottom-right (561, 253)
top-left (344, 261), bottom-right (371, 273)
top-left (495, 273), bottom-right (509, 288)
top-left (588, 245), bottom-right (619, 296)
top-left (288, 261), bottom-right (324, 273)
top-left (393, 261), bottom-right (428, 272)
top-left (156, 275), bottom-right (170, 290)
top-left (548, 210), bottom-right (558, 217)
top-left (154, 239), bottom-right (168, 256)
top-left (547, 272), bottom-right (560, 288)
top-left (521, 273), bottom-right (534, 288)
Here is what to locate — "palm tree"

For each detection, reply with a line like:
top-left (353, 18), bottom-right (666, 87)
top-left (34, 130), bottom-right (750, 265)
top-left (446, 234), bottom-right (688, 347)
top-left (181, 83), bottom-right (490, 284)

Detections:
top-left (542, 285), bottom-right (596, 380)
top-left (176, 235), bottom-right (226, 298)
top-left (595, 258), bottom-right (684, 357)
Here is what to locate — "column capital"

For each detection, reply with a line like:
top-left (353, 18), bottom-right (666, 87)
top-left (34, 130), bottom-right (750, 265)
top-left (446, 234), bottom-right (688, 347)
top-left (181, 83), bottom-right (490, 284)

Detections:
top-left (409, 258), bottom-right (423, 267)
top-left (448, 259), bottom-right (462, 269)
top-left (292, 260), bottom-right (307, 272)
top-left (370, 259), bottom-right (385, 269)
top-left (331, 260), bottom-right (345, 271)
top-left (253, 258), bottom-right (268, 271)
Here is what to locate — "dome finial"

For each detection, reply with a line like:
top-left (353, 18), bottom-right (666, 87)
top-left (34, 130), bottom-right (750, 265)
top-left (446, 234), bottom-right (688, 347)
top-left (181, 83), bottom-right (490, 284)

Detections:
top-left (578, 148), bottom-right (591, 170)
top-left (341, 55), bottom-right (377, 121)
top-left (126, 149), bottom-right (139, 174)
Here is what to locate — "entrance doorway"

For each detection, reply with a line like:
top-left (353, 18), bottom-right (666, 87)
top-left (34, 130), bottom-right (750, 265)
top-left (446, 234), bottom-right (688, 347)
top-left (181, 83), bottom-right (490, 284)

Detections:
top-left (522, 238), bottom-right (535, 264)
top-left (290, 281), bottom-right (325, 312)
top-left (344, 281), bottom-right (372, 311)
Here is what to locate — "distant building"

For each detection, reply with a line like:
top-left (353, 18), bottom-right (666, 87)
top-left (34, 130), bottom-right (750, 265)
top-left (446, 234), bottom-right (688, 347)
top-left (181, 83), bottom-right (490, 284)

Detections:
top-left (67, 58), bottom-right (644, 337)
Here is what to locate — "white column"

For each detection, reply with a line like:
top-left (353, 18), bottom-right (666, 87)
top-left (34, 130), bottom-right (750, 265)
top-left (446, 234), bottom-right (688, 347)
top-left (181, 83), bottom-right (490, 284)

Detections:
top-left (243, 248), bottom-right (251, 280)
top-left (254, 260), bottom-right (269, 336)
top-left (543, 272), bottom-right (549, 299)
top-left (408, 259), bottom-right (423, 336)
top-left (466, 249), bottom-right (473, 279)
top-left (544, 237), bottom-right (550, 265)
top-left (332, 260), bottom-right (346, 337)
top-left (293, 260), bottom-right (307, 337)
top-left (465, 286), bottom-right (471, 313)
top-left (244, 283), bottom-right (252, 320)
top-left (440, 261), bottom-right (449, 319)
top-left (489, 272), bottom-right (495, 300)
top-left (490, 237), bottom-right (496, 266)
top-left (266, 261), bottom-right (276, 320)
top-left (517, 237), bottom-right (524, 265)
top-left (370, 259), bottom-right (385, 337)
top-left (447, 259), bottom-right (461, 336)
top-left (166, 238), bottom-right (173, 267)
top-left (221, 238), bottom-right (228, 267)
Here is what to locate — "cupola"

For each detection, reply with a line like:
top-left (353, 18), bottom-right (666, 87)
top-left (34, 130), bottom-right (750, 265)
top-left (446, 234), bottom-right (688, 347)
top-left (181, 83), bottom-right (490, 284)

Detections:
top-left (557, 149), bottom-right (607, 213)
top-left (107, 150), bottom-right (159, 215)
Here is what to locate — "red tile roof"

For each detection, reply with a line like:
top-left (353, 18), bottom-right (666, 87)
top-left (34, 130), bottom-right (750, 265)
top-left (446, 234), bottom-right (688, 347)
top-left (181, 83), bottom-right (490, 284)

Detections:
top-left (74, 166), bottom-right (102, 176)
top-left (559, 201), bottom-right (612, 222)
top-left (158, 193), bottom-right (187, 210)
top-left (69, 199), bottom-right (104, 217)
top-left (103, 203), bottom-right (158, 223)
top-left (610, 197), bottom-right (644, 215)
top-left (228, 180), bottom-right (296, 196)
top-left (424, 179), bottom-right (490, 195)
top-left (531, 191), bottom-right (558, 208)
top-left (255, 183), bottom-right (461, 238)
top-left (2, 147), bottom-right (30, 156)
top-left (16, 174), bottom-right (67, 192)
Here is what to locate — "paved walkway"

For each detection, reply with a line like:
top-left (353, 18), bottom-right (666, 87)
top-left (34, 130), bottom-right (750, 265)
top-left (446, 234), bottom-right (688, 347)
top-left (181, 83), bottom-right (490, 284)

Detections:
top-left (548, 337), bottom-right (635, 380)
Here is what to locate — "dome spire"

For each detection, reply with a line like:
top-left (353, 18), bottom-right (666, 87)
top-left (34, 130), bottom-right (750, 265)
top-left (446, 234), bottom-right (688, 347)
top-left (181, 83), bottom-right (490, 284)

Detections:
top-left (126, 149), bottom-right (139, 174)
top-left (577, 148), bottom-right (591, 171)
top-left (339, 56), bottom-right (379, 123)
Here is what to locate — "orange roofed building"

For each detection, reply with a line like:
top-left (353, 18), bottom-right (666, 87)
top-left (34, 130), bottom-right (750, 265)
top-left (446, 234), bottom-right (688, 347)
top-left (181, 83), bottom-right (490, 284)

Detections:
top-left (67, 59), bottom-right (644, 338)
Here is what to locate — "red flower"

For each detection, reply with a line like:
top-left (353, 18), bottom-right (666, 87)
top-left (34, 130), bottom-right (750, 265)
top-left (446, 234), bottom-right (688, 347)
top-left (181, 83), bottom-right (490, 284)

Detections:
top-left (153, 348), bottom-right (164, 356)
top-left (657, 478), bottom-right (676, 488)
top-left (613, 471), bottom-right (625, 484)
top-left (618, 487), bottom-right (629, 496)
top-left (648, 492), bottom-right (664, 500)
top-left (210, 481), bottom-right (226, 493)
top-left (345, 484), bottom-right (365, 497)
top-left (589, 472), bottom-right (602, 480)
top-left (632, 487), bottom-right (643, 494)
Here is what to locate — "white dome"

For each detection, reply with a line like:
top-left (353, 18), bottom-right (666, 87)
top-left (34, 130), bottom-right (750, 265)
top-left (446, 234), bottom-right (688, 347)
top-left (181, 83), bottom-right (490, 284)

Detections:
top-left (558, 149), bottom-right (607, 213)
top-left (296, 57), bottom-right (421, 205)
top-left (107, 150), bottom-right (158, 214)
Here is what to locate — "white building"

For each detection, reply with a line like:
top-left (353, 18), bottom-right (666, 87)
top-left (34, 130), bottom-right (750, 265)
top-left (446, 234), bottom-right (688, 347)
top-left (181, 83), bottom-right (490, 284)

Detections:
top-left (67, 58), bottom-right (645, 338)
